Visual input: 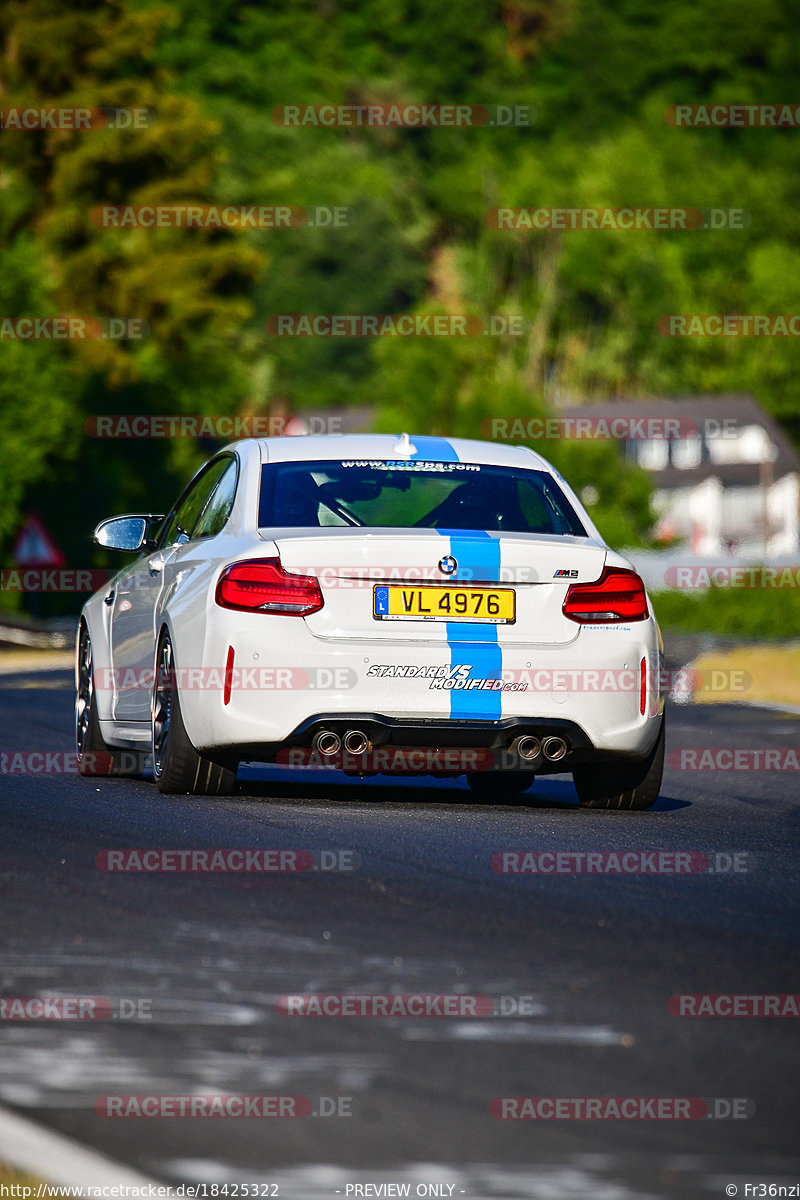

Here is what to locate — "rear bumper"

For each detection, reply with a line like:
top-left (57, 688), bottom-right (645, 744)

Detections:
top-left (177, 609), bottom-right (664, 763)
top-left (204, 709), bottom-right (664, 776)
top-left (232, 710), bottom-right (661, 775)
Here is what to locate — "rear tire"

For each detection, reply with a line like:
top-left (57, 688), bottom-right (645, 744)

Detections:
top-left (466, 770), bottom-right (536, 798)
top-left (151, 633), bottom-right (238, 795)
top-left (75, 624), bottom-right (146, 778)
top-left (573, 716), bottom-right (664, 811)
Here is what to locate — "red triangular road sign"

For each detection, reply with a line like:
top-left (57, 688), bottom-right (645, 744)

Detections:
top-left (13, 514), bottom-right (65, 568)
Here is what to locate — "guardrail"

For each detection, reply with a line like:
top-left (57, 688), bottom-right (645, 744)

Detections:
top-left (0, 614), bottom-right (77, 650)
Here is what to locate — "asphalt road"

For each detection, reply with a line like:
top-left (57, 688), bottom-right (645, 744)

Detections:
top-left (2, 667), bottom-right (800, 1200)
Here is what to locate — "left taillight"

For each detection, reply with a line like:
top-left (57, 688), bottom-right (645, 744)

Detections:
top-left (562, 567), bottom-right (648, 624)
top-left (215, 558), bottom-right (323, 616)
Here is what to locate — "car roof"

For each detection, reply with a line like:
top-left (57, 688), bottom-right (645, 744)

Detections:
top-left (238, 433), bottom-right (553, 472)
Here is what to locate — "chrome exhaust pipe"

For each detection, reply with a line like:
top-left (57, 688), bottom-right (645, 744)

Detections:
top-left (542, 736), bottom-right (568, 762)
top-left (313, 730), bottom-right (341, 757)
top-left (513, 735), bottom-right (542, 762)
top-left (343, 728), bottom-right (371, 755)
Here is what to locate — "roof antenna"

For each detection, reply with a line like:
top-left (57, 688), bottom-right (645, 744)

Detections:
top-left (392, 432), bottom-right (417, 458)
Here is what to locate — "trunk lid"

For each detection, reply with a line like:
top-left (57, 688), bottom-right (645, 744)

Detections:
top-left (265, 528), bottom-right (606, 645)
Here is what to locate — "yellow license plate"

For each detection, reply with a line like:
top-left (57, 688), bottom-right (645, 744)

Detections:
top-left (373, 584), bottom-right (515, 623)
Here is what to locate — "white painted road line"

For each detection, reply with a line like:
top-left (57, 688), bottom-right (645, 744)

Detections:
top-left (0, 1103), bottom-right (161, 1187)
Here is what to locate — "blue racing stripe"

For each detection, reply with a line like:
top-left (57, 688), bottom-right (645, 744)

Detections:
top-left (439, 530), bottom-right (503, 720)
top-left (408, 437), bottom-right (503, 720)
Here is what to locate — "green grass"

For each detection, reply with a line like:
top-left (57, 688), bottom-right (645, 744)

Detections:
top-left (652, 585), bottom-right (800, 641)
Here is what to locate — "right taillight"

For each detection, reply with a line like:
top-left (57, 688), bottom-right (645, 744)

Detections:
top-left (562, 567), bottom-right (648, 624)
top-left (215, 558), bottom-right (323, 616)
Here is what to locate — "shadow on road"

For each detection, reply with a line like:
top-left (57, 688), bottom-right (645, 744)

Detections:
top-left (230, 767), bottom-right (692, 813)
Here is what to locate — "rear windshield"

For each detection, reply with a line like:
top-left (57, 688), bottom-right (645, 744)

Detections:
top-left (258, 459), bottom-right (586, 537)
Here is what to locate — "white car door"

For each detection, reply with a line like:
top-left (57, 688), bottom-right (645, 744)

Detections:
top-left (110, 456), bottom-right (234, 722)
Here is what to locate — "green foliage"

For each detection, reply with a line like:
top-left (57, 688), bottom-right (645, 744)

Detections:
top-left (0, 238), bottom-right (80, 545)
top-left (653, 584), bottom-right (800, 641)
top-left (2, 0), bottom-right (799, 591)
top-left (0, 0), bottom-right (263, 557)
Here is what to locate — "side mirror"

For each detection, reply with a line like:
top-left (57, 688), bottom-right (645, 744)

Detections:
top-left (93, 514), bottom-right (164, 552)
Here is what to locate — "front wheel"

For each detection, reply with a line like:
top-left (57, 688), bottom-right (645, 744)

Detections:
top-left (75, 624), bottom-right (145, 777)
top-left (572, 716), bottom-right (665, 811)
top-left (151, 633), bottom-right (238, 795)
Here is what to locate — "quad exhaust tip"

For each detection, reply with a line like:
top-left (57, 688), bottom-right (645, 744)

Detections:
top-left (513, 735), bottom-right (542, 762)
top-left (313, 730), bottom-right (341, 757)
top-left (542, 736), bottom-right (568, 762)
top-left (343, 728), bottom-right (371, 755)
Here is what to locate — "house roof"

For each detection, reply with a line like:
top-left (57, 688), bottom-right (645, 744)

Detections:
top-left (555, 394), bottom-right (800, 488)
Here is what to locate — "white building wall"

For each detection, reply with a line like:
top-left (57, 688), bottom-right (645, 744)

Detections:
top-left (654, 474), bottom-right (799, 555)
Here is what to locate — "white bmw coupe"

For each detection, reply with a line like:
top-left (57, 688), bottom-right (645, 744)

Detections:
top-left (75, 433), bottom-right (665, 807)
